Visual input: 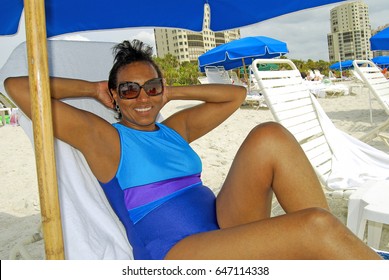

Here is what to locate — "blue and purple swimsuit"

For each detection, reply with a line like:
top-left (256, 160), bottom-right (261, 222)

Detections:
top-left (99, 122), bottom-right (219, 259)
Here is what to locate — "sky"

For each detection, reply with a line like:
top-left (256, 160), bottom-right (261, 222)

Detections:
top-left (0, 0), bottom-right (388, 69)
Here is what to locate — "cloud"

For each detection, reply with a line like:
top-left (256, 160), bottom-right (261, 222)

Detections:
top-left (368, 0), bottom-right (389, 28)
top-left (239, 5), bottom-right (335, 60)
top-left (52, 34), bottom-right (90, 41)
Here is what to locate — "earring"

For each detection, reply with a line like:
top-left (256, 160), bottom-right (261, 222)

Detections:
top-left (115, 104), bottom-right (121, 114)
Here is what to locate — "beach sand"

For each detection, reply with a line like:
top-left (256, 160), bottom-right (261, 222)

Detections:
top-left (1, 86), bottom-right (389, 259)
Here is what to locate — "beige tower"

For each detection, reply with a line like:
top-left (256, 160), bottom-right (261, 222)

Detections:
top-left (154, 5), bottom-right (240, 63)
top-left (327, 1), bottom-right (372, 62)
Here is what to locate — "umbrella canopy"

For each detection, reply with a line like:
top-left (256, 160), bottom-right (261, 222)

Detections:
top-left (370, 27), bottom-right (389, 51)
top-left (329, 60), bottom-right (354, 70)
top-left (1, 0), bottom-right (346, 36)
top-left (198, 36), bottom-right (288, 72)
top-left (372, 56), bottom-right (389, 68)
top-left (1, 0), bottom-right (347, 259)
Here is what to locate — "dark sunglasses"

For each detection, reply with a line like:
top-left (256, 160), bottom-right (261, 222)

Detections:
top-left (117, 78), bottom-right (163, 99)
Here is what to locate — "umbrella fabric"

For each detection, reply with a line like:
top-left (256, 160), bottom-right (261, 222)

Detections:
top-left (1, 0), bottom-right (346, 37)
top-left (370, 27), bottom-right (389, 51)
top-left (329, 60), bottom-right (354, 70)
top-left (372, 56), bottom-right (389, 68)
top-left (198, 36), bottom-right (288, 72)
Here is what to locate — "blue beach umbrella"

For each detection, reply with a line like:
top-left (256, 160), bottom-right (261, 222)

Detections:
top-left (198, 36), bottom-right (288, 72)
top-left (329, 60), bottom-right (355, 70)
top-left (0, 0), bottom-right (347, 259)
top-left (372, 56), bottom-right (389, 68)
top-left (370, 27), bottom-right (389, 51)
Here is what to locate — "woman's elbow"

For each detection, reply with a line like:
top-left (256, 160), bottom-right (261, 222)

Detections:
top-left (4, 77), bottom-right (30, 111)
top-left (4, 77), bottom-right (21, 98)
top-left (235, 85), bottom-right (247, 103)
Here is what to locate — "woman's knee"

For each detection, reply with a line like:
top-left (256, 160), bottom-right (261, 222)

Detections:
top-left (247, 122), bottom-right (294, 144)
top-left (243, 122), bottom-right (298, 155)
top-left (300, 207), bottom-right (346, 238)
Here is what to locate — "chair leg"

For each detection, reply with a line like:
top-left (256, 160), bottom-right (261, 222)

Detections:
top-left (357, 216), bottom-right (367, 241)
top-left (360, 204), bottom-right (389, 249)
top-left (367, 221), bottom-right (383, 249)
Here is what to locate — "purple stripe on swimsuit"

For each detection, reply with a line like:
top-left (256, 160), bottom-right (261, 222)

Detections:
top-left (123, 173), bottom-right (201, 210)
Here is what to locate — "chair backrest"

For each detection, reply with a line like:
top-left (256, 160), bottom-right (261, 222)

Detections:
top-left (328, 71), bottom-right (336, 80)
top-left (314, 69), bottom-right (324, 79)
top-left (197, 76), bottom-right (209, 84)
top-left (349, 69), bottom-right (364, 83)
top-left (307, 69), bottom-right (315, 81)
top-left (251, 58), bottom-right (334, 185)
top-left (204, 66), bottom-right (232, 84)
top-left (230, 71), bottom-right (244, 86)
top-left (353, 60), bottom-right (389, 115)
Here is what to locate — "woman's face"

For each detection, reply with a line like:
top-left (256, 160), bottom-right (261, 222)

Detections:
top-left (113, 61), bottom-right (164, 131)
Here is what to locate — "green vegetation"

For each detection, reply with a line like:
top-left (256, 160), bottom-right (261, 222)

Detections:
top-left (154, 54), bottom-right (200, 86)
top-left (291, 58), bottom-right (332, 77)
top-left (154, 54), bottom-right (334, 86)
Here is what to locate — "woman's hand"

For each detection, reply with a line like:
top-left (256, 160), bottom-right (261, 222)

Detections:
top-left (95, 81), bottom-right (115, 109)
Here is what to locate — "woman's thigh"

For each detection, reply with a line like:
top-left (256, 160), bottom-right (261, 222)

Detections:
top-left (165, 207), bottom-right (367, 260)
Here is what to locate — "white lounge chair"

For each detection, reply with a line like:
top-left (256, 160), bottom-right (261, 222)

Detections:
top-left (204, 66), bottom-right (232, 84)
top-left (0, 40), bottom-right (138, 259)
top-left (197, 76), bottom-right (209, 84)
top-left (251, 58), bottom-right (389, 248)
top-left (314, 69), bottom-right (324, 80)
top-left (328, 71), bottom-right (338, 81)
top-left (230, 71), bottom-right (244, 86)
top-left (307, 69), bottom-right (315, 81)
top-left (353, 60), bottom-right (389, 145)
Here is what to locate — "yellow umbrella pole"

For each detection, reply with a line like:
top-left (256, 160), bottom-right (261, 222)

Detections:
top-left (24, 0), bottom-right (64, 259)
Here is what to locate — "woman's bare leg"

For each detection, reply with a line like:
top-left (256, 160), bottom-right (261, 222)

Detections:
top-left (217, 122), bottom-right (328, 228)
top-left (165, 208), bottom-right (380, 259)
top-left (166, 122), bottom-right (380, 259)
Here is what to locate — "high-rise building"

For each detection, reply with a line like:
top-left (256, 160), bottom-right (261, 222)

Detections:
top-left (154, 5), bottom-right (240, 63)
top-left (327, 1), bottom-right (372, 62)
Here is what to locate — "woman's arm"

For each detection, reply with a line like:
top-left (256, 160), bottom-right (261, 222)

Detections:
top-left (162, 84), bottom-right (247, 143)
top-left (4, 76), bottom-right (119, 182)
top-left (4, 77), bottom-right (114, 117)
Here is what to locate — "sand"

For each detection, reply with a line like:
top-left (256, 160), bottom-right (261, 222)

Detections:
top-left (1, 85), bottom-right (389, 259)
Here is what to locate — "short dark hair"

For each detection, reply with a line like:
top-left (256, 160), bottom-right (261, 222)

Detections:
top-left (108, 39), bottom-right (162, 92)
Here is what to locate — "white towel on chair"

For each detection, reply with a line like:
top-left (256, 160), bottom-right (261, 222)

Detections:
top-left (310, 94), bottom-right (389, 190)
top-left (0, 40), bottom-right (136, 259)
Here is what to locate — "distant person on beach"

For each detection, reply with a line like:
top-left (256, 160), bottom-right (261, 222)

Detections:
top-left (305, 71), bottom-right (314, 81)
top-left (4, 39), bottom-right (381, 260)
top-left (382, 68), bottom-right (389, 79)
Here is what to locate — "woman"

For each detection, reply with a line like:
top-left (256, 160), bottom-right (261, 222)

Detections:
top-left (4, 39), bottom-right (381, 260)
